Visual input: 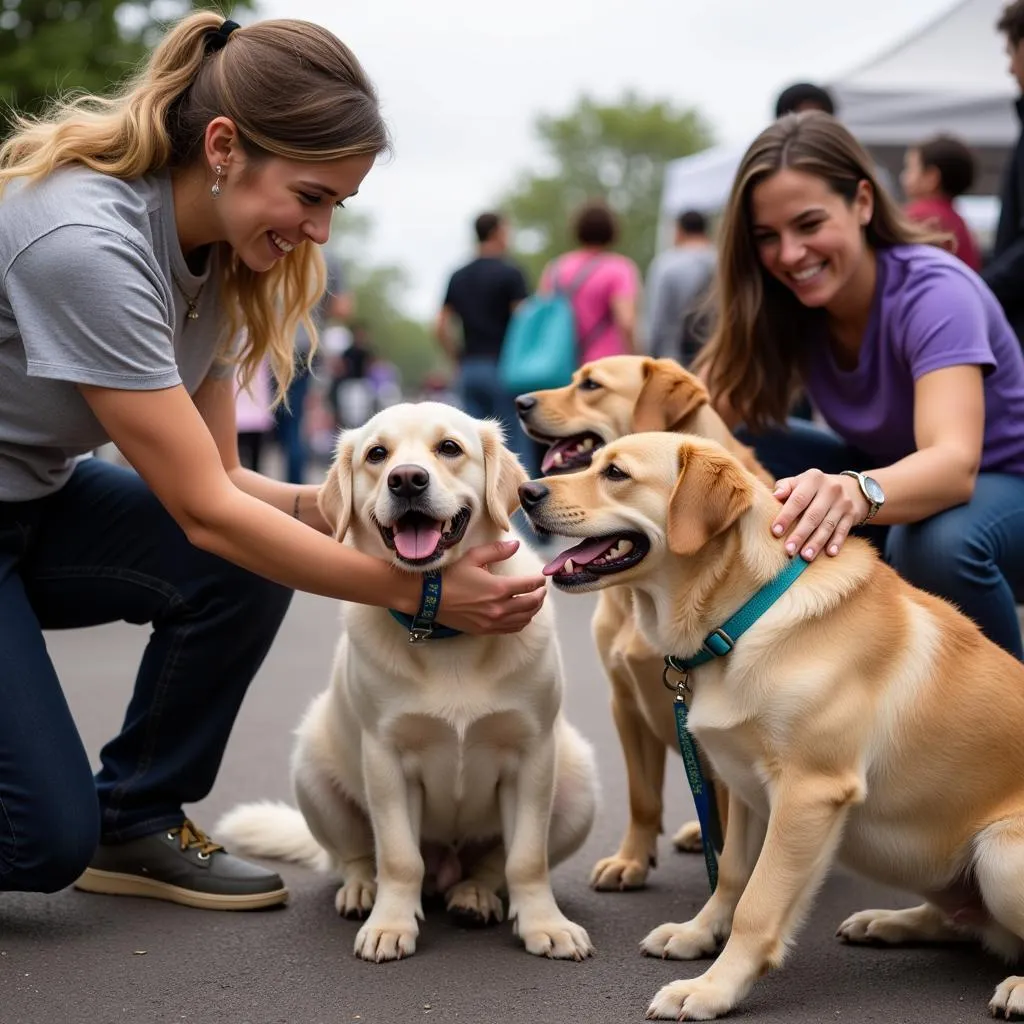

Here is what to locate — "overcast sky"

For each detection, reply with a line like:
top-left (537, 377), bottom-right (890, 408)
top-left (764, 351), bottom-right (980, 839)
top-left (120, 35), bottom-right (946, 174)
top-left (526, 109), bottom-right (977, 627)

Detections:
top-left (260, 0), bottom-right (971, 317)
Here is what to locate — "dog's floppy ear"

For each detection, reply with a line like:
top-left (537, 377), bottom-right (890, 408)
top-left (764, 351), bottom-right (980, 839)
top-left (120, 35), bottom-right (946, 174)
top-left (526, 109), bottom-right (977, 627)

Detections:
top-left (316, 438), bottom-right (354, 541)
top-left (633, 358), bottom-right (710, 433)
top-left (481, 422), bottom-right (528, 532)
top-left (667, 441), bottom-right (754, 556)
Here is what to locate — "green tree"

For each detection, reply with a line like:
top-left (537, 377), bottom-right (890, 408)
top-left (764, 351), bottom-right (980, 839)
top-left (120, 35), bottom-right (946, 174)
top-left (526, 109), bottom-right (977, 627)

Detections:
top-left (500, 92), bottom-right (713, 284)
top-left (0, 0), bottom-right (251, 125)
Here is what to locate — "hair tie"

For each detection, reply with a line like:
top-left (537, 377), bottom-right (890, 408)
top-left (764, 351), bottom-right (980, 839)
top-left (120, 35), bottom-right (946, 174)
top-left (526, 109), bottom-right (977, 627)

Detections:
top-left (205, 19), bottom-right (240, 53)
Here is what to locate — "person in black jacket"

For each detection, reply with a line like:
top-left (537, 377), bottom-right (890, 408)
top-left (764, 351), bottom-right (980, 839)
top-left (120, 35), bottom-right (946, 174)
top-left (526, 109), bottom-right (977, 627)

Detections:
top-left (984, 0), bottom-right (1024, 345)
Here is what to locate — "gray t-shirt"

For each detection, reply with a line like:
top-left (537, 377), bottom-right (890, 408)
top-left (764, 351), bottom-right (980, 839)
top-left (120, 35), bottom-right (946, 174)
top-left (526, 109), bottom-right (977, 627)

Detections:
top-left (644, 245), bottom-right (717, 359)
top-left (0, 166), bottom-right (229, 499)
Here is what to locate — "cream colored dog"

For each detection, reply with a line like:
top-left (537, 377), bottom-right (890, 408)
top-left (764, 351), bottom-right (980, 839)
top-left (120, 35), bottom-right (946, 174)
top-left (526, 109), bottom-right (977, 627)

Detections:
top-left (218, 403), bottom-right (597, 963)
top-left (518, 431), bottom-right (1024, 1021)
top-left (517, 356), bottom-right (772, 889)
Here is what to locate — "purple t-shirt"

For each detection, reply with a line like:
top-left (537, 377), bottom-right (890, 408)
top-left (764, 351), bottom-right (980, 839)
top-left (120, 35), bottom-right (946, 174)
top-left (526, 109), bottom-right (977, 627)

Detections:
top-left (806, 245), bottom-right (1024, 476)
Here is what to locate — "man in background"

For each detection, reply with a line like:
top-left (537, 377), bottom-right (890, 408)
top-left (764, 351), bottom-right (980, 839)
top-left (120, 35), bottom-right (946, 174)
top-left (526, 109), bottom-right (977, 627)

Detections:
top-left (435, 212), bottom-right (529, 449)
top-left (644, 209), bottom-right (716, 365)
top-left (984, 0), bottom-right (1024, 345)
top-left (774, 82), bottom-right (835, 118)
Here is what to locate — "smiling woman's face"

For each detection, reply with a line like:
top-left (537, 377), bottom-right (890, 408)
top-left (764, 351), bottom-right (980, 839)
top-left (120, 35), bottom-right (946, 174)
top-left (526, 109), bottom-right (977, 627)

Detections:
top-left (217, 151), bottom-right (375, 272)
top-left (749, 168), bottom-right (872, 312)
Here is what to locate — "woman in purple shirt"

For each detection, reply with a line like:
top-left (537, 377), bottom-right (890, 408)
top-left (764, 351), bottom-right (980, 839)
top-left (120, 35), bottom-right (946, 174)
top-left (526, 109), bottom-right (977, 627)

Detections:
top-left (698, 112), bottom-right (1024, 658)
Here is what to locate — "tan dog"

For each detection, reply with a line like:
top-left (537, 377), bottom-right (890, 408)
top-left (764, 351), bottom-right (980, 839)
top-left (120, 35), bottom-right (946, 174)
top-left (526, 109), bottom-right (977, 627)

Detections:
top-left (218, 403), bottom-right (597, 962)
top-left (518, 431), bottom-right (1024, 1021)
top-left (516, 356), bottom-right (772, 889)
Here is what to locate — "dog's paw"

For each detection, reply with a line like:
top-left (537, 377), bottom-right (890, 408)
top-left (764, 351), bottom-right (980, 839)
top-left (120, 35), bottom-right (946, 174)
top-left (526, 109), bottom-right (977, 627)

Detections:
top-left (516, 913), bottom-right (594, 960)
top-left (641, 920), bottom-right (721, 960)
top-left (672, 820), bottom-right (703, 853)
top-left (445, 880), bottom-right (504, 927)
top-left (335, 879), bottom-right (376, 919)
top-left (590, 853), bottom-right (650, 891)
top-left (836, 906), bottom-right (958, 946)
top-left (645, 976), bottom-right (734, 1020)
top-left (990, 976), bottom-right (1024, 1019)
top-left (354, 913), bottom-right (419, 962)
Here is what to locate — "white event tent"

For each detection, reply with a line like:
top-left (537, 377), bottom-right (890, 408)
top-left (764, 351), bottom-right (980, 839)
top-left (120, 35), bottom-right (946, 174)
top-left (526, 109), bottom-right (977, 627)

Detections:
top-left (660, 0), bottom-right (1018, 248)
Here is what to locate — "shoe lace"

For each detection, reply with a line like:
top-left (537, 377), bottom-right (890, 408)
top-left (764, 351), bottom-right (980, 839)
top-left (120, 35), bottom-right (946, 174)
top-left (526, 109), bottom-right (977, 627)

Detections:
top-left (169, 819), bottom-right (224, 857)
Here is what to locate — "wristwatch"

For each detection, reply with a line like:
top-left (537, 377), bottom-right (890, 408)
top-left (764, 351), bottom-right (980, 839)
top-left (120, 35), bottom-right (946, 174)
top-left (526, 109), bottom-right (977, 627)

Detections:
top-left (840, 470), bottom-right (885, 525)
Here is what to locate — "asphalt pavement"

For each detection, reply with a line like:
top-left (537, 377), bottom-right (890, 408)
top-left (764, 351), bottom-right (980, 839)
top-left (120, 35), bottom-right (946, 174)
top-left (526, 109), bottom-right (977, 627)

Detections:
top-left (0, 587), bottom-right (1008, 1024)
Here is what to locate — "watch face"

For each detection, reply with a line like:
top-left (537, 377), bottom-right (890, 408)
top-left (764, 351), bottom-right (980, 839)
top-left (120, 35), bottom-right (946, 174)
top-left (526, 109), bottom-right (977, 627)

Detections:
top-left (863, 476), bottom-right (885, 504)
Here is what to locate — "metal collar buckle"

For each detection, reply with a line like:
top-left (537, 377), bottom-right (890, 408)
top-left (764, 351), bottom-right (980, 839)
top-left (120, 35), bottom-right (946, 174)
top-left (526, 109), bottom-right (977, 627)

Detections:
top-left (703, 627), bottom-right (734, 658)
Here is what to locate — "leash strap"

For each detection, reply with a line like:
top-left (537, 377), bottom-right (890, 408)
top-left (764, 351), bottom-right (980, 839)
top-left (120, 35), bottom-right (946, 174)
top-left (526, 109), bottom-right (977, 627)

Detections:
top-left (388, 571), bottom-right (462, 642)
top-left (667, 668), bottom-right (720, 893)
top-left (662, 555), bottom-right (811, 893)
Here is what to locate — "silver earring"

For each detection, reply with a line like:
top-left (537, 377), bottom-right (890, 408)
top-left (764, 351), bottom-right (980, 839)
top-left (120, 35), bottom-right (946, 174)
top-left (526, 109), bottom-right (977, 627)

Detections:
top-left (211, 164), bottom-right (223, 199)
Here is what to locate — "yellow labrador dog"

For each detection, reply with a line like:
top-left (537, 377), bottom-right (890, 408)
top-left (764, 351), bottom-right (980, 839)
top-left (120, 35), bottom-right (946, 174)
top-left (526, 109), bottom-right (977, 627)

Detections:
top-left (218, 403), bottom-right (597, 963)
top-left (518, 431), bottom-right (1024, 1021)
top-left (516, 356), bottom-right (772, 889)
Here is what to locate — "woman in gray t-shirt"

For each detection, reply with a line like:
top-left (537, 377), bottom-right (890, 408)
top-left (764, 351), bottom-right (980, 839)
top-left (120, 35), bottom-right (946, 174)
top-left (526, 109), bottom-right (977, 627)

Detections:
top-left (0, 12), bottom-right (545, 909)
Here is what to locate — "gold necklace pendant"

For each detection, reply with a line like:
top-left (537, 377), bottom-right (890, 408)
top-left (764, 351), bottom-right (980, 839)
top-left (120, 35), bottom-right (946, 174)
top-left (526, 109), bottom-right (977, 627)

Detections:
top-left (186, 301), bottom-right (199, 321)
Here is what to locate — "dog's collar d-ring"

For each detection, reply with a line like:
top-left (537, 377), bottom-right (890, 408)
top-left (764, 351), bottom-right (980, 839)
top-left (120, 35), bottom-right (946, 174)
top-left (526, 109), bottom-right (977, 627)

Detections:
top-left (666, 554), bottom-right (810, 674)
top-left (389, 570), bottom-right (462, 642)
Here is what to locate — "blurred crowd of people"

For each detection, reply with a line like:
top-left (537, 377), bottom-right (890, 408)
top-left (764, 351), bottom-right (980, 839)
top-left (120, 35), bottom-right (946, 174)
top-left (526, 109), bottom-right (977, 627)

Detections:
top-left (431, 33), bottom-right (1024, 471)
top-left (233, 253), bottom-right (403, 483)
top-left (244, 3), bottom-right (1024, 487)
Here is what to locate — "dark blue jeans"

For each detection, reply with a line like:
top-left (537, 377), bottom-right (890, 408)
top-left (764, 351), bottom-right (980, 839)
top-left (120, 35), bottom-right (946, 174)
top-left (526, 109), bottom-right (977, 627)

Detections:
top-left (459, 357), bottom-right (543, 478)
top-left (0, 458), bottom-right (293, 893)
top-left (274, 366), bottom-right (311, 485)
top-left (738, 419), bottom-right (1024, 659)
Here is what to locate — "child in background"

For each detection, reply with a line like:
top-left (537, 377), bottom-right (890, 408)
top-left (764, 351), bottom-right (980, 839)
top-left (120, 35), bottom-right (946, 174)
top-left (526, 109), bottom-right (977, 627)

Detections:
top-left (901, 134), bottom-right (982, 271)
top-left (235, 358), bottom-right (276, 473)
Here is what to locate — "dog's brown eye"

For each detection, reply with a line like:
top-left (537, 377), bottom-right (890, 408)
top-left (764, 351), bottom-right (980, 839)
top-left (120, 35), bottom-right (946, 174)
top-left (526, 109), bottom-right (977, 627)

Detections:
top-left (578, 378), bottom-right (602, 391)
top-left (437, 440), bottom-right (463, 458)
top-left (602, 463), bottom-right (629, 481)
top-left (366, 445), bottom-right (388, 464)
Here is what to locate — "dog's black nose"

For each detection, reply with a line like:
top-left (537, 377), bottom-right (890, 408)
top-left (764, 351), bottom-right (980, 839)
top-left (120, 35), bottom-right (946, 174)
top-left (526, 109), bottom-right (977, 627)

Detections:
top-left (388, 464), bottom-right (430, 498)
top-left (518, 481), bottom-right (549, 510)
top-left (515, 394), bottom-right (537, 417)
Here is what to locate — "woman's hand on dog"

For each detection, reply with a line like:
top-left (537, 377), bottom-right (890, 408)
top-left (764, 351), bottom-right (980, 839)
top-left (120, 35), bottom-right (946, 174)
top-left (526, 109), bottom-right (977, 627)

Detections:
top-left (442, 540), bottom-right (548, 634)
top-left (770, 470), bottom-right (870, 561)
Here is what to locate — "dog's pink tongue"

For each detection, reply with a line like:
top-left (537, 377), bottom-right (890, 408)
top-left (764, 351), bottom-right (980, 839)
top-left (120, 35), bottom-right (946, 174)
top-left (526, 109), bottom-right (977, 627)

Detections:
top-left (541, 438), bottom-right (578, 474)
top-left (543, 537), bottom-right (617, 576)
top-left (393, 522), bottom-right (442, 560)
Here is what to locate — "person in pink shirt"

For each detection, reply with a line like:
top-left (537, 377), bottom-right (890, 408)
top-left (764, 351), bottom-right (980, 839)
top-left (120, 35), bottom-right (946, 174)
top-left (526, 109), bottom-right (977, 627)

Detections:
top-left (539, 200), bottom-right (640, 364)
top-left (234, 356), bottom-right (276, 473)
top-left (900, 134), bottom-right (982, 272)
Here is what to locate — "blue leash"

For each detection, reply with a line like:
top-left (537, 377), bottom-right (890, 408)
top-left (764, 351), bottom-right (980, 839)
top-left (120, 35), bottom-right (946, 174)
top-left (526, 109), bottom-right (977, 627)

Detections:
top-left (663, 555), bottom-right (810, 892)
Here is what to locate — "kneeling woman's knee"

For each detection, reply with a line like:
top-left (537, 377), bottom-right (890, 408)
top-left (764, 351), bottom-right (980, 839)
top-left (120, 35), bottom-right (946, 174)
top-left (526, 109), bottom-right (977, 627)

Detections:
top-left (2, 806), bottom-right (100, 894)
top-left (885, 518), bottom-right (982, 596)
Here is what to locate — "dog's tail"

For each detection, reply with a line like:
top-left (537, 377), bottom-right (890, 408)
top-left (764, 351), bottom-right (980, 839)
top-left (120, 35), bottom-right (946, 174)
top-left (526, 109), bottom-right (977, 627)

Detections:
top-left (215, 801), bottom-right (330, 872)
